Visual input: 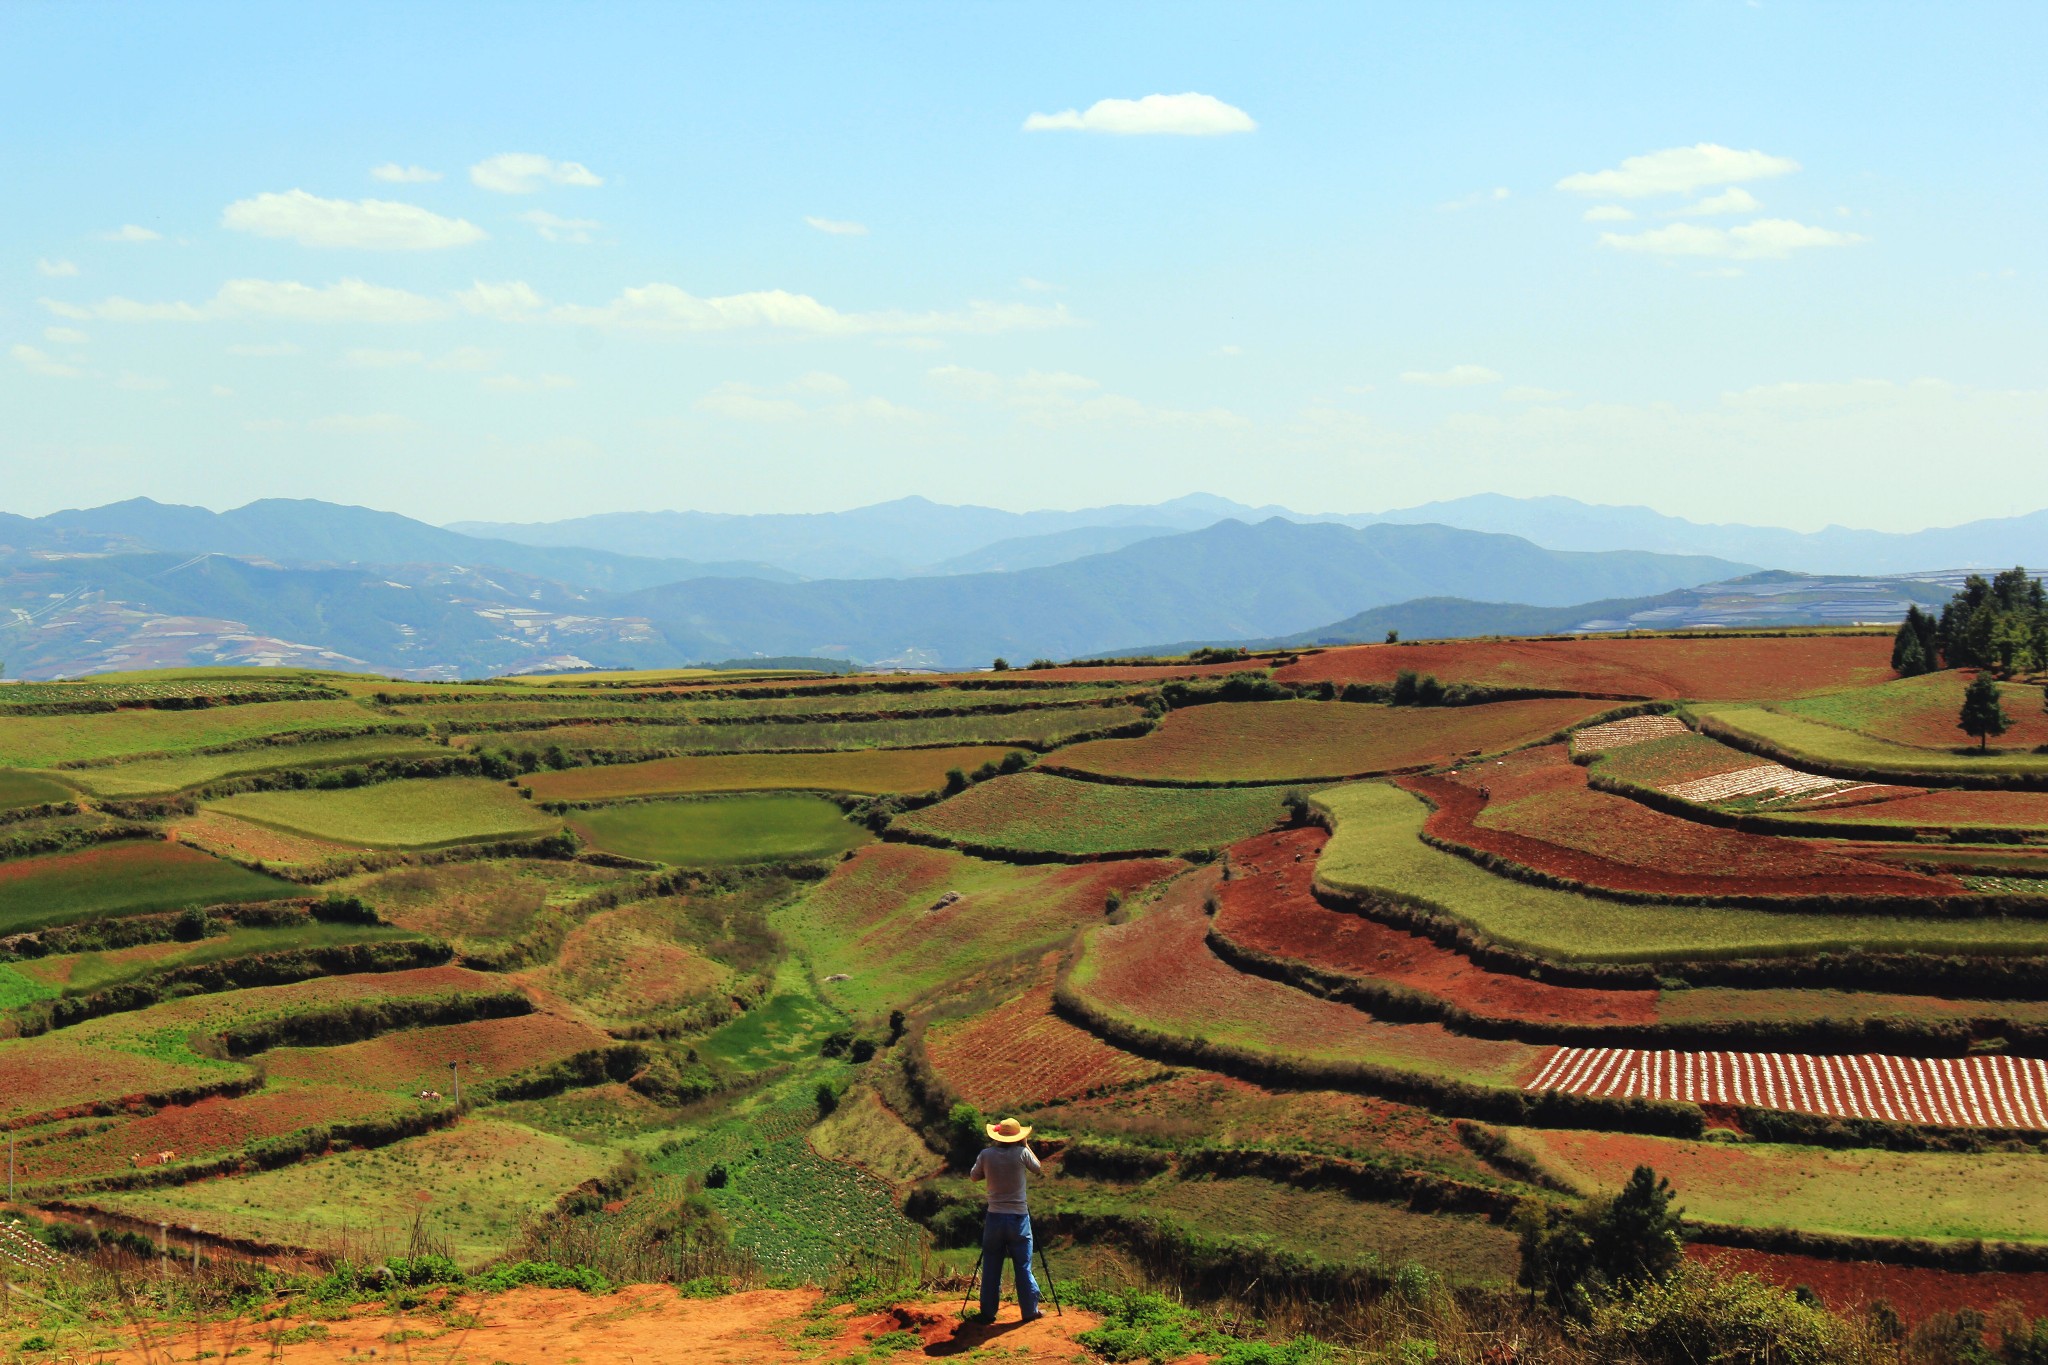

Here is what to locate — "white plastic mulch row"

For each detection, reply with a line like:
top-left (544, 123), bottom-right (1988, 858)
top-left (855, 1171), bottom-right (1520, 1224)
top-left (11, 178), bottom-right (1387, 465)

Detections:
top-left (0, 1220), bottom-right (67, 1274)
top-left (1527, 1046), bottom-right (2048, 1130)
top-left (1661, 762), bottom-right (1852, 804)
top-left (1572, 715), bottom-right (1690, 752)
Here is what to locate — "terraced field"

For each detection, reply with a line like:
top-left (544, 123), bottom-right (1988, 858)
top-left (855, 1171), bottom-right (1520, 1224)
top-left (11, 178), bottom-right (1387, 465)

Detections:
top-left (0, 840), bottom-right (297, 934)
top-left (0, 699), bottom-right (416, 769)
top-left (209, 776), bottom-right (561, 848)
top-left (892, 770), bottom-right (1287, 856)
top-left (566, 794), bottom-right (870, 864)
top-left (1049, 698), bottom-right (1612, 784)
top-left (524, 744), bottom-right (1027, 801)
top-left (1695, 701), bottom-right (2048, 779)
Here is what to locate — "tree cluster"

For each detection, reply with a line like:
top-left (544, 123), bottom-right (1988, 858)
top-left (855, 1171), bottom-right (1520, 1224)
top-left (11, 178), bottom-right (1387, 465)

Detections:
top-left (1897, 567), bottom-right (2048, 677)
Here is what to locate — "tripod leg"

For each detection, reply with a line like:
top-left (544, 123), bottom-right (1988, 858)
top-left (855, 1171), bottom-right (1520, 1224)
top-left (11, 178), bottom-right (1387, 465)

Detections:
top-left (1037, 1243), bottom-right (1062, 1317)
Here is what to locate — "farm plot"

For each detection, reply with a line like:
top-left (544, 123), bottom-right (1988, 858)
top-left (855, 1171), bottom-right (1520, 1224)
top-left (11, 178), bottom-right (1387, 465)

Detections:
top-left (0, 1035), bottom-right (241, 1126)
top-left (1570, 714), bottom-right (1690, 751)
top-left (339, 859), bottom-right (632, 950)
top-left (566, 794), bottom-right (869, 865)
top-left (168, 809), bottom-right (366, 869)
top-left (1275, 634), bottom-right (1892, 700)
top-left (807, 1087), bottom-right (943, 1185)
top-left (1689, 1244), bottom-right (2048, 1328)
top-left (531, 879), bottom-right (785, 1027)
top-left (210, 777), bottom-right (559, 849)
top-left (893, 770), bottom-right (1287, 857)
top-left (1049, 698), bottom-right (1612, 785)
top-left (0, 700), bottom-right (410, 769)
top-left (1440, 746), bottom-right (1954, 896)
top-left (525, 745), bottom-right (1023, 803)
top-left (1507, 1127), bottom-right (2048, 1244)
top-left (0, 770), bottom-right (73, 810)
top-left (1067, 866), bottom-right (1539, 1086)
top-left (0, 840), bottom-right (297, 935)
top-left (781, 843), bottom-right (1180, 1019)
top-left (1785, 787), bottom-right (2048, 831)
top-left (460, 706), bottom-right (1146, 761)
top-left (0, 674), bottom-right (342, 707)
top-left (1781, 671), bottom-right (2048, 752)
top-left (264, 1013), bottom-right (612, 1091)
top-left (1528, 1046), bottom-right (2048, 1129)
top-left (1695, 703), bottom-right (2048, 780)
top-left (87, 1117), bottom-right (610, 1266)
top-left (6, 920), bottom-right (419, 998)
top-left (64, 734), bottom-right (446, 798)
top-left (1313, 782), bottom-right (2048, 962)
top-left (924, 961), bottom-right (1170, 1108)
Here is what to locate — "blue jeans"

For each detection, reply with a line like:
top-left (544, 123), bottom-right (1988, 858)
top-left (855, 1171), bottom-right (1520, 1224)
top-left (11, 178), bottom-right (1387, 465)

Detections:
top-left (979, 1212), bottom-right (1039, 1318)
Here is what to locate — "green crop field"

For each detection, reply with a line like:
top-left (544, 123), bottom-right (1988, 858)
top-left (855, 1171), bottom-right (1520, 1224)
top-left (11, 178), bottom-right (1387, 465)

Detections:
top-left (1777, 671), bottom-right (2048, 752)
top-left (1313, 781), bottom-right (2048, 962)
top-left (209, 776), bottom-right (561, 848)
top-left (461, 705), bottom-right (1146, 760)
top-left (339, 858), bottom-right (633, 950)
top-left (1694, 702), bottom-right (2048, 779)
top-left (565, 794), bottom-right (869, 864)
top-left (0, 769), bottom-right (73, 809)
top-left (0, 700), bottom-right (414, 769)
top-left (1509, 1127), bottom-right (2048, 1244)
top-left (524, 744), bottom-right (1026, 802)
top-left (7, 920), bottom-right (419, 998)
top-left (60, 733), bottom-right (447, 797)
top-left (1053, 698), bottom-right (1613, 785)
top-left (894, 770), bottom-right (1290, 855)
top-left (0, 840), bottom-right (298, 934)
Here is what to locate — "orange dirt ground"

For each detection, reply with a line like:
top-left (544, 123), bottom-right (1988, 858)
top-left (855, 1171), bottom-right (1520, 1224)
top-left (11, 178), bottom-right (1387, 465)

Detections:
top-left (78, 1286), bottom-right (1107, 1364)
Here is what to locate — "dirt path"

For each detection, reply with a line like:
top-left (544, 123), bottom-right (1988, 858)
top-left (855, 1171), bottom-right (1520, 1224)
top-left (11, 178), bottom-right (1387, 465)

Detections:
top-left (64, 1284), bottom-right (1107, 1364)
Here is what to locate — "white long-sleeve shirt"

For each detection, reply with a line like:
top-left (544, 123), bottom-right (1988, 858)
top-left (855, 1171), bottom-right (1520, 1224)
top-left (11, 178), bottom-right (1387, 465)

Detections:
top-left (968, 1144), bottom-right (1041, 1215)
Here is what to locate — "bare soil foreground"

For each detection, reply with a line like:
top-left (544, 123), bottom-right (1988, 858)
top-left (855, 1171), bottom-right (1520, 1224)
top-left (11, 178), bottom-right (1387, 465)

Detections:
top-left (84, 1286), bottom-right (1105, 1365)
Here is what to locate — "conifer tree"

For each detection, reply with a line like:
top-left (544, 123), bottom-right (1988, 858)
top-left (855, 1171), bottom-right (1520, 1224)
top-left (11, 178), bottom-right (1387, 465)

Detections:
top-left (1960, 672), bottom-right (2011, 750)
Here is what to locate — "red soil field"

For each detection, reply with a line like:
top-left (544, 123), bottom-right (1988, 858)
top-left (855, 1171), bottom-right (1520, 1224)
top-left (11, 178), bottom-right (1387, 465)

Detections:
top-left (1079, 867), bottom-right (1530, 1081)
top-left (1798, 786), bottom-right (2048, 829)
top-left (12, 1084), bottom-right (404, 1185)
top-left (1529, 1045), bottom-right (2048, 1129)
top-left (263, 1013), bottom-right (611, 1089)
top-left (1275, 634), bottom-right (1892, 701)
top-left (1689, 1243), bottom-right (2048, 1328)
top-left (1050, 698), bottom-right (1612, 785)
top-left (926, 962), bottom-right (1166, 1108)
top-left (1212, 827), bottom-right (1659, 1027)
top-left (0, 1038), bottom-right (234, 1126)
top-left (1415, 746), bottom-right (1958, 898)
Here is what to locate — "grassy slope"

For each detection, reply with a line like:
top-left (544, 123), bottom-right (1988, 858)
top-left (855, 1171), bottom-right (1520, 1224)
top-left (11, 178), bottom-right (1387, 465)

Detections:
top-left (894, 771), bottom-right (1288, 855)
top-left (565, 794), bottom-right (870, 865)
top-left (64, 734), bottom-right (445, 797)
top-left (524, 745), bottom-right (1026, 801)
top-left (210, 777), bottom-right (560, 849)
top-left (0, 700), bottom-right (408, 769)
top-left (0, 842), bottom-right (298, 935)
top-left (1313, 781), bottom-right (2048, 962)
top-left (1695, 703), bottom-right (2048, 778)
top-left (9, 920), bottom-right (418, 996)
top-left (0, 769), bottom-right (73, 809)
top-left (1511, 1126), bottom-right (2048, 1243)
top-left (461, 706), bottom-right (1145, 758)
top-left (1779, 672), bottom-right (2048, 751)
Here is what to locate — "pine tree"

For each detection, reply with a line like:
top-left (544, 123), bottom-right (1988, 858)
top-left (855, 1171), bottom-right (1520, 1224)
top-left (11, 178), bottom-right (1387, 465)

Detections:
top-left (1960, 672), bottom-right (2011, 751)
top-left (1895, 628), bottom-right (1929, 677)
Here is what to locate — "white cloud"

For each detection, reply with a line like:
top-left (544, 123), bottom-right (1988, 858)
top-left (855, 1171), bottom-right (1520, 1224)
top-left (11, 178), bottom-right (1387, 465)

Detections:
top-left (10, 344), bottom-right (82, 379)
top-left (481, 373), bottom-right (576, 393)
top-left (517, 210), bottom-right (602, 244)
top-left (222, 189), bottom-right (485, 250)
top-left (226, 342), bottom-right (301, 357)
top-left (469, 153), bottom-right (604, 194)
top-left (1440, 187), bottom-right (1511, 211)
top-left (1599, 218), bottom-right (1867, 260)
top-left (791, 371), bottom-right (852, 395)
top-left (1556, 144), bottom-right (1800, 197)
top-left (1504, 385), bottom-right (1572, 402)
top-left (1667, 187), bottom-right (1761, 217)
top-left (308, 412), bottom-right (418, 434)
top-left (371, 163), bottom-right (442, 183)
top-left (1582, 205), bottom-right (1634, 223)
top-left (36, 258), bottom-right (79, 278)
top-left (1023, 92), bottom-right (1255, 136)
top-left (804, 216), bottom-right (868, 236)
top-left (549, 283), bottom-right (1071, 335)
top-left (100, 224), bottom-right (162, 242)
top-left (928, 365), bottom-right (1244, 429)
top-left (1400, 364), bottom-right (1502, 388)
top-left (49, 278), bottom-right (452, 324)
top-left (457, 280), bottom-right (548, 321)
top-left (343, 347), bottom-right (427, 368)
top-left (115, 372), bottom-right (169, 392)
top-left (43, 326), bottom-right (88, 345)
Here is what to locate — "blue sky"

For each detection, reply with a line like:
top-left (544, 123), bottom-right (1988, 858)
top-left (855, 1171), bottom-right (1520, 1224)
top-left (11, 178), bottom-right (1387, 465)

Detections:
top-left (3, 1), bottom-right (2041, 530)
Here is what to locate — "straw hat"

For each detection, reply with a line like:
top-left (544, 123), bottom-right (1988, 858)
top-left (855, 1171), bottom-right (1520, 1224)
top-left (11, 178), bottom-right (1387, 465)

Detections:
top-left (984, 1116), bottom-right (1032, 1144)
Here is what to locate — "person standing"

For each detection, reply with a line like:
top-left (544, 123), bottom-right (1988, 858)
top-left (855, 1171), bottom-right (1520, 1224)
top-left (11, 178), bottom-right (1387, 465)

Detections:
top-left (967, 1116), bottom-right (1042, 1323)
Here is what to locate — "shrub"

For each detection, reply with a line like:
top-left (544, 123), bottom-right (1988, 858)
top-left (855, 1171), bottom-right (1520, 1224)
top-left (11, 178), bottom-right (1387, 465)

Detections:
top-left (1581, 1263), bottom-right (1856, 1365)
top-left (1517, 1165), bottom-right (1683, 1318)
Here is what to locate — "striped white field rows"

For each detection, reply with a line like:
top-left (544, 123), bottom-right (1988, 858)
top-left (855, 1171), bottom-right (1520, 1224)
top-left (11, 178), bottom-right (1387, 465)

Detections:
top-left (1527, 1046), bottom-right (2048, 1130)
top-left (1661, 763), bottom-right (1860, 804)
top-left (1572, 715), bottom-right (1690, 752)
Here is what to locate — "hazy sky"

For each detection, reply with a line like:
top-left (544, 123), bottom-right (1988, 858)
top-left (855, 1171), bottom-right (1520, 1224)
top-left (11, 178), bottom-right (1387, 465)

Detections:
top-left (3, 1), bottom-right (2042, 531)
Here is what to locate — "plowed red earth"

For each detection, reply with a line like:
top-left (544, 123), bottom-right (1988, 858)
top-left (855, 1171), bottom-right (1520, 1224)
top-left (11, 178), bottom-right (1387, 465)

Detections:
top-left (1410, 747), bottom-right (1959, 898)
top-left (927, 960), bottom-right (1167, 1108)
top-left (1212, 827), bottom-right (1658, 1027)
top-left (1689, 1244), bottom-right (2048, 1328)
top-left (1275, 635), bottom-right (1891, 700)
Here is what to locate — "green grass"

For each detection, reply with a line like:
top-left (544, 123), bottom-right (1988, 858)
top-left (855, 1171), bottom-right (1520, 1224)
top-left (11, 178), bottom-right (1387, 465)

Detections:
top-left (0, 963), bottom-right (57, 1009)
top-left (1313, 781), bottom-right (2048, 963)
top-left (695, 958), bottom-right (844, 1072)
top-left (894, 771), bottom-right (1290, 856)
top-left (86, 1117), bottom-right (610, 1266)
top-left (1694, 702), bottom-right (2048, 779)
top-left (465, 705), bottom-right (1147, 759)
top-left (62, 734), bottom-right (447, 797)
top-left (0, 770), bottom-right (73, 810)
top-left (209, 777), bottom-right (560, 849)
top-left (1509, 1127), bottom-right (2048, 1244)
top-left (566, 794), bottom-right (869, 865)
top-left (0, 700), bottom-right (411, 769)
top-left (524, 744), bottom-right (1027, 802)
top-left (0, 841), bottom-right (299, 935)
top-left (337, 858), bottom-right (633, 951)
top-left (11, 921), bottom-right (419, 998)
